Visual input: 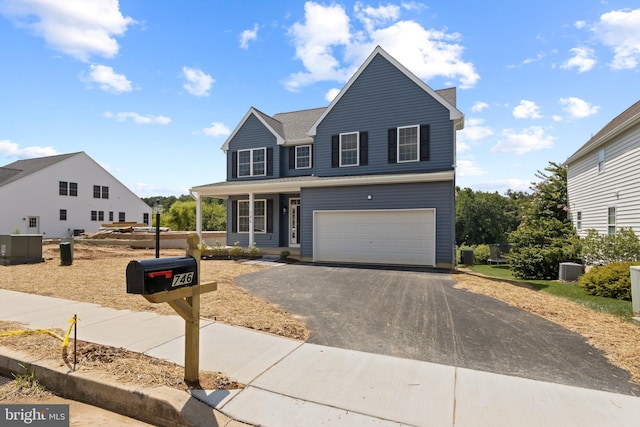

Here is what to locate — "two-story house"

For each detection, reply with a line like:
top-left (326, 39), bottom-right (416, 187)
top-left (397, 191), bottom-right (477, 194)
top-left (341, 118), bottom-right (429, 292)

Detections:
top-left (191, 46), bottom-right (464, 268)
top-left (566, 99), bottom-right (640, 237)
top-left (0, 151), bottom-right (152, 238)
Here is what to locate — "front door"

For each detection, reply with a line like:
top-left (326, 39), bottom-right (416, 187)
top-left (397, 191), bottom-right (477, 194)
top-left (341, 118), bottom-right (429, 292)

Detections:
top-left (289, 198), bottom-right (300, 247)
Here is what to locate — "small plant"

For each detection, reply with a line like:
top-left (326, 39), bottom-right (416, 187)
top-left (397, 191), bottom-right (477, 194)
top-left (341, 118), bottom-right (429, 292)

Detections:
top-left (11, 227), bottom-right (20, 234)
top-left (579, 261), bottom-right (640, 300)
top-left (247, 243), bottom-right (260, 257)
top-left (473, 244), bottom-right (490, 264)
top-left (228, 241), bottom-right (243, 257)
top-left (280, 250), bottom-right (290, 260)
top-left (12, 363), bottom-right (45, 394)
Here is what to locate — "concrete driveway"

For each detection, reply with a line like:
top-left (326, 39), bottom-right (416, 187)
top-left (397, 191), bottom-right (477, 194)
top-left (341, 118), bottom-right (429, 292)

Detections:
top-left (236, 263), bottom-right (640, 396)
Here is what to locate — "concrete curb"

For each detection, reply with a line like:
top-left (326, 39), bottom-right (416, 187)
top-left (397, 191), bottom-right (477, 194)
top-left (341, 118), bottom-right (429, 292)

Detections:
top-left (0, 346), bottom-right (241, 427)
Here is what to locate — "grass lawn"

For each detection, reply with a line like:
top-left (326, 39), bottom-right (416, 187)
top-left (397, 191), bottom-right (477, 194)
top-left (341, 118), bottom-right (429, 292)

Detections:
top-left (469, 264), bottom-right (633, 318)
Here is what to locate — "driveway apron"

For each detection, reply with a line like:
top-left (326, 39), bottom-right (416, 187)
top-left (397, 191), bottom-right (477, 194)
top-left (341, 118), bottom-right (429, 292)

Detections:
top-left (235, 263), bottom-right (640, 396)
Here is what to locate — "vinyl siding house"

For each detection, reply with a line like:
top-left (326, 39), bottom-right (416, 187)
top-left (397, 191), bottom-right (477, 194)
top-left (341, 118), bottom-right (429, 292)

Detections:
top-left (0, 152), bottom-right (152, 238)
top-left (191, 46), bottom-right (464, 268)
top-left (566, 100), bottom-right (640, 237)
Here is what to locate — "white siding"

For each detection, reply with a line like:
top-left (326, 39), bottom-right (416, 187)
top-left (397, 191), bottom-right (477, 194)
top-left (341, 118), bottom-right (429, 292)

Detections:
top-left (0, 153), bottom-right (151, 238)
top-left (567, 125), bottom-right (640, 237)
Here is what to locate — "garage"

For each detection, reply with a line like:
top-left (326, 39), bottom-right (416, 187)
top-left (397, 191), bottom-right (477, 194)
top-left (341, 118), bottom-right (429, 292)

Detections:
top-left (313, 209), bottom-right (436, 266)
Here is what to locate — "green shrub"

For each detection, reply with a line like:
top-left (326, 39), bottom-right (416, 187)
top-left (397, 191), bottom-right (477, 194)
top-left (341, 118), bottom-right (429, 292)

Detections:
top-left (473, 244), bottom-right (490, 264)
top-left (579, 261), bottom-right (640, 300)
top-left (228, 241), bottom-right (243, 257)
top-left (280, 250), bottom-right (290, 260)
top-left (581, 228), bottom-right (640, 265)
top-left (247, 244), bottom-right (260, 257)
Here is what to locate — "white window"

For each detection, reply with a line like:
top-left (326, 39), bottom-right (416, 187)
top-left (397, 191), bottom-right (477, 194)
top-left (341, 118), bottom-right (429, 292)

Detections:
top-left (238, 200), bottom-right (266, 233)
top-left (608, 206), bottom-right (616, 236)
top-left (398, 125), bottom-right (419, 162)
top-left (598, 149), bottom-right (605, 173)
top-left (296, 145), bottom-right (312, 169)
top-left (576, 211), bottom-right (582, 230)
top-left (340, 132), bottom-right (359, 167)
top-left (238, 148), bottom-right (266, 177)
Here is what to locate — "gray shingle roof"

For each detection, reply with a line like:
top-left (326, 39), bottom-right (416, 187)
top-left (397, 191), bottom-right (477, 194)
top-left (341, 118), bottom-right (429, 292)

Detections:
top-left (273, 107), bottom-right (327, 141)
top-left (0, 152), bottom-right (81, 188)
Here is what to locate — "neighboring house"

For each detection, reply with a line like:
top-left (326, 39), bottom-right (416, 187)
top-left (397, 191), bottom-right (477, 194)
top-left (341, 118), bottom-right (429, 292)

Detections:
top-left (0, 152), bottom-right (152, 238)
top-left (566, 99), bottom-right (640, 237)
top-left (191, 46), bottom-right (464, 268)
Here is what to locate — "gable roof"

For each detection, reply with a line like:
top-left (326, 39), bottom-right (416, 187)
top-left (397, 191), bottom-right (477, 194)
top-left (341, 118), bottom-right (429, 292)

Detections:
top-left (308, 45), bottom-right (464, 136)
top-left (221, 106), bottom-right (326, 153)
top-left (565, 99), bottom-right (640, 165)
top-left (0, 152), bottom-right (81, 188)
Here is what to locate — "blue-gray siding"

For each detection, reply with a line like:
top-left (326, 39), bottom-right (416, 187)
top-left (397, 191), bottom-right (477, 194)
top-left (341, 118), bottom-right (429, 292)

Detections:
top-left (226, 114), bottom-right (279, 181)
top-left (300, 181), bottom-right (455, 265)
top-left (314, 54), bottom-right (455, 177)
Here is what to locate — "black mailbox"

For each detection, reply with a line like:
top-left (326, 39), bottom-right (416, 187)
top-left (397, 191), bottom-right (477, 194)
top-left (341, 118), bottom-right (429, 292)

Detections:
top-left (126, 256), bottom-right (198, 295)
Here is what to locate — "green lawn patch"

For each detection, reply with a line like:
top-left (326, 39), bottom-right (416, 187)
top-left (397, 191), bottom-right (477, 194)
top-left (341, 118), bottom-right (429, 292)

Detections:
top-left (468, 264), bottom-right (633, 318)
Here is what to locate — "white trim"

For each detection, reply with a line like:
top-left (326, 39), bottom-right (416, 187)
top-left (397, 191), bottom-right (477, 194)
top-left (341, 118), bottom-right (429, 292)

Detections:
top-left (191, 170), bottom-right (455, 198)
top-left (289, 198), bottom-right (301, 247)
top-left (339, 132), bottom-right (359, 167)
top-left (221, 108), bottom-right (285, 153)
top-left (308, 46), bottom-right (463, 136)
top-left (597, 148), bottom-right (605, 173)
top-left (397, 125), bottom-right (420, 163)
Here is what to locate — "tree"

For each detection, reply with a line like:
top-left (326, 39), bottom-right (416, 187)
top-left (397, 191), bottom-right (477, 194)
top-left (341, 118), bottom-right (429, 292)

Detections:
top-left (508, 162), bottom-right (580, 279)
top-left (455, 187), bottom-right (530, 245)
top-left (145, 195), bottom-right (226, 231)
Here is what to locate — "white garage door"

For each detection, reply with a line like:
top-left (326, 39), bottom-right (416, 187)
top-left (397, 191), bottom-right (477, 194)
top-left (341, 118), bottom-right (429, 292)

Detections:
top-left (313, 209), bottom-right (436, 266)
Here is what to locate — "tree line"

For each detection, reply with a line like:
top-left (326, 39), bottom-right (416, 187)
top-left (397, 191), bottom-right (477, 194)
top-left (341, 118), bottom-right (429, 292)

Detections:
top-left (141, 195), bottom-right (226, 231)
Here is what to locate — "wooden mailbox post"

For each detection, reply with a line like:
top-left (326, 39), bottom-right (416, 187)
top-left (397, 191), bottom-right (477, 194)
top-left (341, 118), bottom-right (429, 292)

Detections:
top-left (139, 233), bottom-right (216, 383)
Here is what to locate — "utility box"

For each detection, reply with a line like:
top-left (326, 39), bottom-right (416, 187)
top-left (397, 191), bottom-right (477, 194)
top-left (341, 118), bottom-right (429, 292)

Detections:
top-left (460, 250), bottom-right (474, 266)
top-left (558, 262), bottom-right (584, 282)
top-left (126, 256), bottom-right (198, 295)
top-left (0, 234), bottom-right (44, 265)
top-left (631, 266), bottom-right (640, 315)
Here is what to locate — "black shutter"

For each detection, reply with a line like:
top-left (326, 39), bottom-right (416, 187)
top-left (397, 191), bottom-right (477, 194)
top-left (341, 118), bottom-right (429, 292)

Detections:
top-left (331, 135), bottom-right (339, 167)
top-left (289, 147), bottom-right (296, 169)
top-left (231, 151), bottom-right (238, 178)
top-left (359, 131), bottom-right (368, 166)
top-left (388, 128), bottom-right (397, 163)
top-left (420, 124), bottom-right (430, 161)
top-left (231, 200), bottom-right (237, 233)
top-left (267, 199), bottom-right (274, 233)
top-left (267, 147), bottom-right (273, 176)
top-left (310, 145), bottom-right (313, 168)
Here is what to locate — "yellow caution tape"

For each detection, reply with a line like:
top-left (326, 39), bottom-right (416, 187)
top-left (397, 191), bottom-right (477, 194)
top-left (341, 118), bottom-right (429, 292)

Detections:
top-left (62, 316), bottom-right (76, 350)
top-left (0, 329), bottom-right (64, 341)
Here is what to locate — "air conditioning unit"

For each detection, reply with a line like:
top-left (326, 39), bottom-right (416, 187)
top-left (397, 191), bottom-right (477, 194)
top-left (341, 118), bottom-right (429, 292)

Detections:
top-left (559, 262), bottom-right (584, 282)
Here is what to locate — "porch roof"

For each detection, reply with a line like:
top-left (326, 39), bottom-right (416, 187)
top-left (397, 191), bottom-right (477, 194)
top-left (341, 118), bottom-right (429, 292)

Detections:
top-left (190, 170), bottom-right (454, 199)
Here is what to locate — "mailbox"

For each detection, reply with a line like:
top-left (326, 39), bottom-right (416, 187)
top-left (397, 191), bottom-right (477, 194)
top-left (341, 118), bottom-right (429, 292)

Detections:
top-left (126, 256), bottom-right (198, 295)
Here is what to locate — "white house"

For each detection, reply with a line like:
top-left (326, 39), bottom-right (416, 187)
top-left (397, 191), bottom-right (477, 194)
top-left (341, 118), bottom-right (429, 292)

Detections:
top-left (566, 100), bottom-right (640, 237)
top-left (0, 152), bottom-right (152, 238)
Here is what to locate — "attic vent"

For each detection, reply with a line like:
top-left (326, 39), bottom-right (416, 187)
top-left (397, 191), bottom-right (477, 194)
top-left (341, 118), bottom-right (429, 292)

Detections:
top-left (559, 262), bottom-right (584, 282)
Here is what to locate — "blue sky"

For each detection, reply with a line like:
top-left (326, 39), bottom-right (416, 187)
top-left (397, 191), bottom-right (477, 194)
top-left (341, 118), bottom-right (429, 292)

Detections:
top-left (1, 1), bottom-right (639, 197)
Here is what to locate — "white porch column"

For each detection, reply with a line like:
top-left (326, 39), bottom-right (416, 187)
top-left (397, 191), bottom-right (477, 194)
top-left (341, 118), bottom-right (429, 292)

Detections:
top-left (248, 192), bottom-right (254, 247)
top-left (194, 192), bottom-right (202, 240)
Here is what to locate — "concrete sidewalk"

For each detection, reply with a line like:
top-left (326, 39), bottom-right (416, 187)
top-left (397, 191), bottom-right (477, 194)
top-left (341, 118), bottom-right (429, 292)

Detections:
top-left (1, 288), bottom-right (640, 427)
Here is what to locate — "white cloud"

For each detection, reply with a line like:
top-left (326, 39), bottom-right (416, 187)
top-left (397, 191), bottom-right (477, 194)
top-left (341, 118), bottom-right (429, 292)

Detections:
top-left (472, 179), bottom-right (532, 194)
top-left (559, 97), bottom-right (599, 119)
top-left (182, 66), bottom-right (214, 97)
top-left (85, 64), bottom-right (132, 93)
top-left (0, 0), bottom-right (135, 61)
top-left (491, 126), bottom-right (554, 154)
top-left (0, 139), bottom-right (58, 158)
top-left (240, 23), bottom-right (259, 49)
top-left (325, 88), bottom-right (341, 102)
top-left (285, 1), bottom-right (478, 91)
top-left (457, 159), bottom-right (488, 177)
top-left (457, 118), bottom-right (493, 151)
top-left (561, 47), bottom-right (596, 73)
top-left (593, 8), bottom-right (640, 69)
top-left (201, 122), bottom-right (231, 137)
top-left (575, 20), bottom-right (587, 29)
top-left (523, 52), bottom-right (544, 64)
top-left (513, 100), bottom-right (542, 119)
top-left (104, 111), bottom-right (171, 125)
top-left (471, 101), bottom-right (489, 113)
